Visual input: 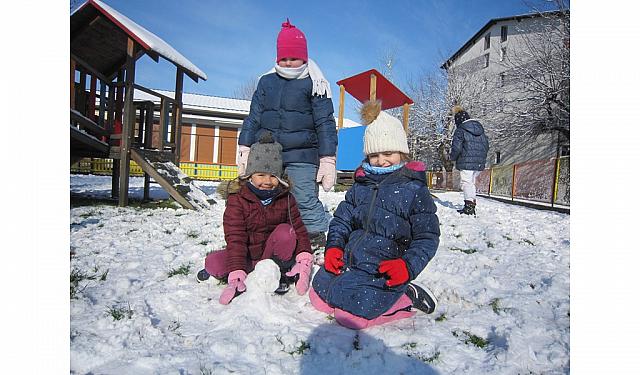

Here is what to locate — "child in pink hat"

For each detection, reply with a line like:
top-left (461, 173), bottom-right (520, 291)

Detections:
top-left (237, 19), bottom-right (338, 255)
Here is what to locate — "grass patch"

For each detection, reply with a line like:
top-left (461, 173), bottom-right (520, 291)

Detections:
top-left (450, 247), bottom-right (477, 254)
top-left (199, 240), bottom-right (210, 246)
top-left (167, 263), bottom-right (192, 278)
top-left (435, 313), bottom-right (447, 322)
top-left (70, 268), bottom-right (98, 299)
top-left (489, 298), bottom-right (505, 314)
top-left (521, 238), bottom-right (535, 246)
top-left (275, 335), bottom-right (311, 356)
top-left (452, 330), bottom-right (489, 349)
top-left (402, 342), bottom-right (418, 350)
top-left (107, 303), bottom-right (134, 321)
top-left (326, 315), bottom-right (335, 321)
top-left (502, 234), bottom-right (512, 241)
top-left (486, 241), bottom-right (494, 248)
top-left (187, 231), bottom-right (199, 239)
top-left (333, 183), bottom-right (352, 192)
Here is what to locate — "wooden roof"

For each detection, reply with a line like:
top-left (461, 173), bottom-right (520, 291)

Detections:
top-left (70, 0), bottom-right (207, 82)
top-left (336, 69), bottom-right (413, 110)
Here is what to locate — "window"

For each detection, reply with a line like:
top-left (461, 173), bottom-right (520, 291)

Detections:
top-left (495, 151), bottom-right (501, 164)
top-left (484, 54), bottom-right (490, 68)
top-left (484, 33), bottom-right (491, 50)
top-left (501, 26), bottom-right (508, 42)
top-left (500, 47), bottom-right (507, 61)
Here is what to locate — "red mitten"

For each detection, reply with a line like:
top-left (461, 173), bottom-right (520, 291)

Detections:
top-left (378, 259), bottom-right (409, 287)
top-left (324, 247), bottom-right (344, 275)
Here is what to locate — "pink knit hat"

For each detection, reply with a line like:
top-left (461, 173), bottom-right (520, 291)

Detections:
top-left (276, 18), bottom-right (308, 62)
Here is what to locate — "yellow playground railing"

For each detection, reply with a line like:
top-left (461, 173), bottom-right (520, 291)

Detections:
top-left (71, 158), bottom-right (239, 181)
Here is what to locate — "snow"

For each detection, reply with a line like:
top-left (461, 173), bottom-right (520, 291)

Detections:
top-left (82, 0), bottom-right (207, 81)
top-left (70, 174), bottom-right (569, 374)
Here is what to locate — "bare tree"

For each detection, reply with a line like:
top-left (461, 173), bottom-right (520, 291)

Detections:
top-left (233, 76), bottom-right (259, 100)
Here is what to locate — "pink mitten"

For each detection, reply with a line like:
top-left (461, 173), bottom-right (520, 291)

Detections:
top-left (316, 156), bottom-right (336, 192)
top-left (236, 145), bottom-right (251, 177)
top-left (285, 252), bottom-right (314, 295)
top-left (219, 270), bottom-right (247, 305)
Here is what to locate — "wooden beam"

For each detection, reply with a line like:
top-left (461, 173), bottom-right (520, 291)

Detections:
top-left (369, 74), bottom-right (377, 102)
top-left (173, 68), bottom-right (185, 163)
top-left (70, 53), bottom-right (110, 84)
top-left (70, 59), bottom-right (76, 109)
top-left (159, 98), bottom-right (169, 150)
top-left (133, 84), bottom-right (176, 104)
top-left (70, 109), bottom-right (107, 136)
top-left (106, 82), bottom-right (115, 135)
top-left (88, 75), bottom-right (97, 121)
top-left (402, 103), bottom-right (410, 132)
top-left (98, 80), bottom-right (106, 129)
top-left (338, 85), bottom-right (345, 129)
top-left (119, 38), bottom-right (136, 207)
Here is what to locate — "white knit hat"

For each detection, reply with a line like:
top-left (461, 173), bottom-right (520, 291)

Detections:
top-left (361, 101), bottom-right (410, 155)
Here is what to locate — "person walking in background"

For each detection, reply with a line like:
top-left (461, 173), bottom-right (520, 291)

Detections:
top-left (236, 19), bottom-right (338, 252)
top-left (197, 133), bottom-right (313, 303)
top-left (309, 100), bottom-right (440, 330)
top-left (449, 105), bottom-right (490, 216)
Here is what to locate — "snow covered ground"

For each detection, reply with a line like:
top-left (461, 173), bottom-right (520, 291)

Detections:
top-left (70, 174), bottom-right (569, 374)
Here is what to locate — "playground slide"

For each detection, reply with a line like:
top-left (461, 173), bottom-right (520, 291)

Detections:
top-left (130, 148), bottom-right (214, 210)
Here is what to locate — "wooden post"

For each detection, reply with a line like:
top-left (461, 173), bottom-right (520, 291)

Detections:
top-left (402, 103), bottom-right (410, 132)
top-left (159, 98), bottom-right (169, 150)
top-left (173, 68), bottom-right (185, 163)
top-left (119, 38), bottom-right (136, 207)
top-left (78, 69), bottom-right (87, 113)
top-left (98, 80), bottom-right (106, 129)
top-left (106, 82), bottom-right (115, 134)
top-left (511, 164), bottom-right (517, 201)
top-left (143, 102), bottom-right (154, 201)
top-left (338, 85), bottom-right (345, 129)
top-left (70, 59), bottom-right (76, 109)
top-left (369, 74), bottom-right (377, 101)
top-left (88, 75), bottom-right (97, 121)
top-left (551, 157), bottom-right (561, 207)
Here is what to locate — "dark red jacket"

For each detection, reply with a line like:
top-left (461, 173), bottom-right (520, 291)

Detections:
top-left (223, 183), bottom-right (311, 272)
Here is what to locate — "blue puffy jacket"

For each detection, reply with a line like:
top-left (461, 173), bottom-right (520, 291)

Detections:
top-left (312, 162), bottom-right (440, 319)
top-left (238, 73), bottom-right (338, 166)
top-left (449, 119), bottom-right (489, 171)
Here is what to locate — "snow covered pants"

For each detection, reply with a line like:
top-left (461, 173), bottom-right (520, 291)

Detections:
top-left (309, 287), bottom-right (415, 330)
top-left (460, 170), bottom-right (480, 201)
top-left (204, 223), bottom-right (297, 278)
top-left (285, 162), bottom-right (329, 233)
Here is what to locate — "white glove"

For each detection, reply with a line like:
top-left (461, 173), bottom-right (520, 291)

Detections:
top-left (316, 156), bottom-right (337, 192)
top-left (236, 145), bottom-right (251, 177)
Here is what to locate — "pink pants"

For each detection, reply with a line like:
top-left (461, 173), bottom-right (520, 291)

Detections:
top-left (204, 223), bottom-right (296, 278)
top-left (309, 287), bottom-right (416, 330)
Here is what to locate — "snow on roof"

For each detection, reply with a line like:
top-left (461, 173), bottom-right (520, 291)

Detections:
top-left (78, 0), bottom-right (207, 81)
top-left (134, 89), bottom-right (250, 114)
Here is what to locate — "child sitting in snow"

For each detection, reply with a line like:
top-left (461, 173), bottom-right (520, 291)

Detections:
top-left (309, 100), bottom-right (441, 330)
top-left (197, 133), bottom-right (313, 305)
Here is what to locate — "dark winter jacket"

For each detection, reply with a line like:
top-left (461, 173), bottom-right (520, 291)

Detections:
top-left (311, 161), bottom-right (440, 320)
top-left (449, 119), bottom-right (490, 171)
top-left (238, 73), bottom-right (338, 166)
top-left (223, 181), bottom-right (311, 273)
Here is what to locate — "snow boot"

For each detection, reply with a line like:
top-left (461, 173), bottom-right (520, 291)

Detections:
top-left (309, 232), bottom-right (327, 252)
top-left (458, 200), bottom-right (476, 216)
top-left (196, 268), bottom-right (210, 283)
top-left (405, 283), bottom-right (438, 314)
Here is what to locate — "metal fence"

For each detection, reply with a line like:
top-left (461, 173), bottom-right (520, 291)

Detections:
top-left (71, 158), bottom-right (239, 181)
top-left (428, 156), bottom-right (569, 207)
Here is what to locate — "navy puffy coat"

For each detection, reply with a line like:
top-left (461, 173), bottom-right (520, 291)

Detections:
top-left (312, 162), bottom-right (440, 319)
top-left (238, 73), bottom-right (338, 166)
top-left (449, 119), bottom-right (490, 171)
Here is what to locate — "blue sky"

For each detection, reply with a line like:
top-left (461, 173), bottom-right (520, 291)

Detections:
top-left (72, 0), bottom-right (562, 120)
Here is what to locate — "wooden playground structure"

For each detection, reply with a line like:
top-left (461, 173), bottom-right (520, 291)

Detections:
top-left (70, 0), bottom-right (210, 209)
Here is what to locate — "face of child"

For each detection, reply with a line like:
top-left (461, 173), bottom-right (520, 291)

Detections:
top-left (368, 152), bottom-right (403, 167)
top-left (250, 173), bottom-right (280, 190)
top-left (278, 58), bottom-right (305, 68)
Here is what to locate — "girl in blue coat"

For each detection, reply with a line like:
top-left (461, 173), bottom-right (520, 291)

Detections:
top-left (309, 100), bottom-right (440, 330)
top-left (237, 19), bottom-right (338, 249)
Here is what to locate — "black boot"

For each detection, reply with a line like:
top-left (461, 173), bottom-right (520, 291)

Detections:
top-left (458, 200), bottom-right (476, 216)
top-left (405, 283), bottom-right (438, 314)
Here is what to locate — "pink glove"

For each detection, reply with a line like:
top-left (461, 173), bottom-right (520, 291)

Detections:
top-left (236, 145), bottom-right (251, 177)
top-left (285, 252), bottom-right (314, 295)
top-left (316, 156), bottom-right (336, 192)
top-left (219, 270), bottom-right (247, 305)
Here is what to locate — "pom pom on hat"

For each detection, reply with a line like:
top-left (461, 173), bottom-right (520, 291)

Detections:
top-left (276, 18), bottom-right (308, 62)
top-left (361, 100), bottom-right (410, 155)
top-left (451, 105), bottom-right (465, 115)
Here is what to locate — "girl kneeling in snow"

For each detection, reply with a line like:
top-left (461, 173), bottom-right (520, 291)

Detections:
top-left (197, 133), bottom-right (313, 305)
top-left (309, 100), bottom-right (441, 330)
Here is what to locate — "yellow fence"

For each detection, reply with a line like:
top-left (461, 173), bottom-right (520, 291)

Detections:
top-left (71, 158), bottom-right (239, 181)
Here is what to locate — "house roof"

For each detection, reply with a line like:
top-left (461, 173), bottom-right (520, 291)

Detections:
top-left (336, 69), bottom-right (413, 110)
top-left (133, 90), bottom-right (250, 115)
top-left (71, 0), bottom-right (207, 82)
top-left (440, 9), bottom-right (569, 70)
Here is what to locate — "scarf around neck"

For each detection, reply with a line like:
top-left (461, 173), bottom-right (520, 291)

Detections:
top-left (362, 162), bottom-right (406, 175)
top-left (264, 59), bottom-right (332, 98)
